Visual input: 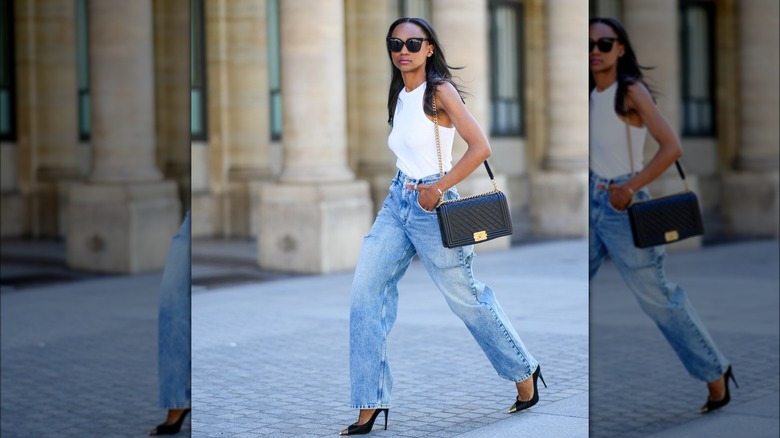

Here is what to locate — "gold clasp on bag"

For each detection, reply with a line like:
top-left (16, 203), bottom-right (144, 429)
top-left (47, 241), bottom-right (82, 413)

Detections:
top-left (664, 230), bottom-right (679, 242)
top-left (473, 231), bottom-right (488, 242)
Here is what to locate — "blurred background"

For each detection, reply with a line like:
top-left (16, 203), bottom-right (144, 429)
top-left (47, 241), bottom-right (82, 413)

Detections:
top-left (589, 1), bottom-right (779, 437)
top-left (591, 0), bottom-right (779, 247)
top-left (1, 0), bottom-right (189, 273)
top-left (1, 0), bottom-right (190, 436)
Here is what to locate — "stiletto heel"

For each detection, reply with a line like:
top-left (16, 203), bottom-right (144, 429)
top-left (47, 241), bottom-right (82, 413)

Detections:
top-left (509, 365), bottom-right (546, 414)
top-left (149, 408), bottom-right (190, 435)
top-left (700, 365), bottom-right (738, 414)
top-left (339, 408), bottom-right (389, 435)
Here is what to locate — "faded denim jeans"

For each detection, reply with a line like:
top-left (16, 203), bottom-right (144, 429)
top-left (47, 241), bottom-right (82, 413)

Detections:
top-left (158, 210), bottom-right (191, 409)
top-left (589, 171), bottom-right (728, 382)
top-left (349, 170), bottom-right (538, 409)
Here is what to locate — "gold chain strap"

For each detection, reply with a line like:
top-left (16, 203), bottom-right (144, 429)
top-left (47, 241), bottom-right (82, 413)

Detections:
top-left (432, 95), bottom-right (445, 205)
top-left (432, 90), bottom-right (500, 207)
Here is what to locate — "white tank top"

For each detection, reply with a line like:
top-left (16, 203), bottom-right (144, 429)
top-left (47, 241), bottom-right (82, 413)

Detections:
top-left (589, 81), bottom-right (647, 179)
top-left (388, 82), bottom-right (455, 179)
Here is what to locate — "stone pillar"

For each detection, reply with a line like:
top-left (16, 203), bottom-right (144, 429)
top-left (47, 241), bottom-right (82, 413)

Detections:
top-left (431, 0), bottom-right (511, 250)
top-left (623, 0), bottom-right (680, 132)
top-left (530, 0), bottom-right (588, 236)
top-left (198, 0), bottom-right (276, 237)
top-left (345, 0), bottom-right (395, 211)
top-left (9, 0), bottom-right (86, 238)
top-left (722, 0), bottom-right (779, 236)
top-left (153, 0), bottom-right (190, 214)
top-left (67, 0), bottom-right (180, 273)
top-left (276, 2), bottom-right (354, 183)
top-left (258, 0), bottom-right (372, 274)
top-left (432, 0), bottom-right (490, 152)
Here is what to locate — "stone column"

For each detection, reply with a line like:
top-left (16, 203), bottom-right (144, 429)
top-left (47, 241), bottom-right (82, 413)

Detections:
top-left (67, 0), bottom-right (180, 273)
top-left (432, 0), bottom-right (490, 151)
top-left (8, 0), bottom-right (85, 238)
top-left (623, 0), bottom-right (680, 132)
top-left (431, 0), bottom-right (511, 250)
top-left (258, 0), bottom-right (372, 274)
top-left (345, 0), bottom-right (395, 212)
top-left (530, 0), bottom-right (588, 236)
top-left (153, 0), bottom-right (190, 214)
top-left (722, 0), bottom-right (779, 236)
top-left (276, 1), bottom-right (355, 183)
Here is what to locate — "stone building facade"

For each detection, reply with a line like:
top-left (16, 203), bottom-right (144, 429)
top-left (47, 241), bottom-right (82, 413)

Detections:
top-left (1, 0), bottom-right (189, 273)
top-left (591, 0), bottom-right (779, 248)
top-left (1, 0), bottom-right (776, 274)
top-left (191, 0), bottom-right (591, 273)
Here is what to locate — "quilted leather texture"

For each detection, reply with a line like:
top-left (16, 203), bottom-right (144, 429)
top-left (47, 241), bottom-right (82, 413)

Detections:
top-left (628, 191), bottom-right (704, 248)
top-left (436, 191), bottom-right (513, 248)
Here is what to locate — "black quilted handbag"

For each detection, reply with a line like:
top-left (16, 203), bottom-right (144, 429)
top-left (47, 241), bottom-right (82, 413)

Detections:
top-left (627, 162), bottom-right (704, 248)
top-left (436, 164), bottom-right (513, 248)
top-left (430, 98), bottom-right (512, 248)
top-left (622, 116), bottom-right (703, 248)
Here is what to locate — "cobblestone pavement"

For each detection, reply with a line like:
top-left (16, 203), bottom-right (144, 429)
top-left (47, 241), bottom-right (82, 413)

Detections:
top-left (3, 238), bottom-right (776, 437)
top-left (590, 239), bottom-right (780, 438)
top-left (1, 240), bottom-right (186, 438)
top-left (191, 240), bottom-right (590, 437)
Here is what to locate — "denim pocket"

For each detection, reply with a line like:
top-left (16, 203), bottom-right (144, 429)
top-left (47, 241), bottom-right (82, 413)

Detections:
top-left (607, 188), bottom-right (650, 214)
top-left (415, 193), bottom-right (437, 214)
top-left (607, 197), bottom-right (628, 214)
top-left (416, 187), bottom-right (458, 214)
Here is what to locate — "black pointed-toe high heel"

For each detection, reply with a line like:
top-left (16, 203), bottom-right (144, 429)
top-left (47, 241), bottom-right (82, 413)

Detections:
top-left (339, 408), bottom-right (389, 435)
top-left (700, 366), bottom-right (738, 414)
top-left (509, 365), bottom-right (547, 414)
top-left (149, 408), bottom-right (190, 435)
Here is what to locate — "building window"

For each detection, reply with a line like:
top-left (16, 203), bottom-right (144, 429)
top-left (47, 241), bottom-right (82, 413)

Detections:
top-left (76, 0), bottom-right (90, 141)
top-left (489, 1), bottom-right (524, 137)
top-left (397, 0), bottom-right (431, 20)
top-left (268, 0), bottom-right (282, 141)
top-left (590, 0), bottom-right (623, 20)
top-left (0, 0), bottom-right (16, 141)
top-left (680, 0), bottom-right (715, 136)
top-left (191, 0), bottom-right (207, 140)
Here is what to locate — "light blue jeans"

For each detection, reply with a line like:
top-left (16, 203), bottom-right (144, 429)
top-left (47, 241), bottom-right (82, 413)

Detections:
top-left (589, 171), bottom-right (729, 382)
top-left (349, 170), bottom-right (538, 409)
top-left (158, 210), bottom-right (191, 409)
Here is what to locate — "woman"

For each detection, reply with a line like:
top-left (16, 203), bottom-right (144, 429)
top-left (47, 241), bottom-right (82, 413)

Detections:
top-left (588, 17), bottom-right (735, 414)
top-left (340, 18), bottom-right (544, 436)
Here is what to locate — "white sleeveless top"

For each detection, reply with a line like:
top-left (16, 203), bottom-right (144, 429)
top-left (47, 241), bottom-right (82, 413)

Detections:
top-left (388, 82), bottom-right (455, 179)
top-left (589, 81), bottom-right (647, 179)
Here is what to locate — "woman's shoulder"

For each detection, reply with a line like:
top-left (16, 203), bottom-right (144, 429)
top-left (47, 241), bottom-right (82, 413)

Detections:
top-left (433, 80), bottom-right (462, 105)
top-left (624, 80), bottom-right (654, 108)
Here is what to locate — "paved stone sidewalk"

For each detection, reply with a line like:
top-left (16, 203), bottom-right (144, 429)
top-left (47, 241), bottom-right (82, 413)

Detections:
top-left (0, 274), bottom-right (179, 437)
top-left (4, 237), bottom-right (775, 437)
top-left (590, 239), bottom-right (780, 438)
top-left (191, 239), bottom-right (590, 437)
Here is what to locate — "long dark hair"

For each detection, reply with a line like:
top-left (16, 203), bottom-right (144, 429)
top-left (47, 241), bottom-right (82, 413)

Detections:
top-left (589, 17), bottom-right (655, 116)
top-left (386, 17), bottom-right (465, 126)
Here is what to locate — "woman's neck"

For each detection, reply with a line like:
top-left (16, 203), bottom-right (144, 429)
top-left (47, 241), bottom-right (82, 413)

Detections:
top-left (402, 70), bottom-right (427, 92)
top-left (592, 70), bottom-right (618, 92)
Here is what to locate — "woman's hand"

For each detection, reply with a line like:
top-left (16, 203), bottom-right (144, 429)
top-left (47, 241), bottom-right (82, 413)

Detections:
top-left (608, 183), bottom-right (634, 211)
top-left (416, 183), bottom-right (443, 212)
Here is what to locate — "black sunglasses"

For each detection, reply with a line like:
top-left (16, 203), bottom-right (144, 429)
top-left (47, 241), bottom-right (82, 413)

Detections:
top-left (590, 37), bottom-right (617, 53)
top-left (386, 37), bottom-right (429, 53)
